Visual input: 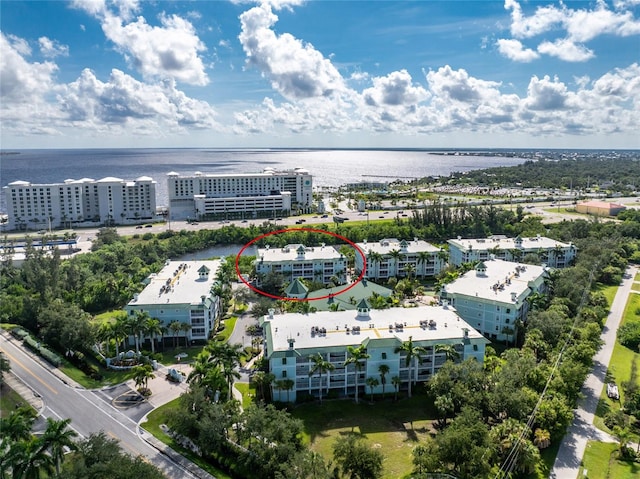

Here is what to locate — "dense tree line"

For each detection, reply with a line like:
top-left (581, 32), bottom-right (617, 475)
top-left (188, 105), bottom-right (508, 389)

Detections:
top-left (444, 154), bottom-right (640, 192)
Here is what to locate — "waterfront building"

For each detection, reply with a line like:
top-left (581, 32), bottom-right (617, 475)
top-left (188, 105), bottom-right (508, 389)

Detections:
top-left (260, 302), bottom-right (488, 402)
top-left (447, 235), bottom-right (576, 268)
top-left (255, 243), bottom-right (347, 286)
top-left (438, 258), bottom-right (548, 342)
top-left (167, 168), bottom-right (313, 221)
top-left (3, 176), bottom-right (156, 230)
top-left (125, 260), bottom-right (222, 343)
top-left (354, 238), bottom-right (445, 280)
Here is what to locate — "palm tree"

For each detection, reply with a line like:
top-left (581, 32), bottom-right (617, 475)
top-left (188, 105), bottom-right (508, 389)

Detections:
top-left (144, 317), bottom-right (163, 355)
top-left (308, 353), bottom-right (335, 404)
top-left (132, 364), bottom-right (155, 394)
top-left (252, 371), bottom-right (275, 402)
top-left (395, 336), bottom-right (426, 398)
top-left (533, 428), bottom-right (551, 449)
top-left (366, 251), bottom-right (384, 278)
top-left (387, 249), bottom-right (405, 277)
top-left (435, 343), bottom-right (461, 362)
top-left (416, 251), bottom-right (432, 278)
top-left (365, 377), bottom-right (379, 403)
top-left (112, 314), bottom-right (129, 358)
top-left (180, 321), bottom-right (191, 348)
top-left (206, 342), bottom-right (243, 401)
top-left (187, 355), bottom-right (226, 398)
top-left (344, 344), bottom-right (370, 403)
top-left (128, 311), bottom-right (149, 354)
top-left (391, 375), bottom-right (401, 401)
top-left (169, 320), bottom-right (182, 348)
top-left (275, 378), bottom-right (295, 403)
top-left (8, 436), bottom-right (55, 479)
top-left (404, 263), bottom-right (416, 280)
top-left (41, 417), bottom-right (78, 476)
top-left (378, 364), bottom-right (390, 400)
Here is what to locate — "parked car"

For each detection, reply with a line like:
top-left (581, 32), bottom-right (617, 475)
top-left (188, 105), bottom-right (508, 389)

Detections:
top-left (607, 382), bottom-right (620, 400)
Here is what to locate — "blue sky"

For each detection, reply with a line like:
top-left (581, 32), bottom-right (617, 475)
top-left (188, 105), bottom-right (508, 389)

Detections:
top-left (1, 0), bottom-right (639, 149)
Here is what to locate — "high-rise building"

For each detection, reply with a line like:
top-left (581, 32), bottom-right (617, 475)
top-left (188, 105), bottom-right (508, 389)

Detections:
top-left (166, 168), bottom-right (313, 220)
top-left (3, 176), bottom-right (156, 231)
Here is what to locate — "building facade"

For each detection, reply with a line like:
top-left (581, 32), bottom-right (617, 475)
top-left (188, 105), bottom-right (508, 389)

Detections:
top-left (447, 235), bottom-right (576, 268)
top-left (260, 302), bottom-right (488, 403)
top-left (354, 238), bottom-right (446, 280)
top-left (3, 176), bottom-right (156, 231)
top-left (167, 168), bottom-right (313, 220)
top-left (255, 244), bottom-right (347, 286)
top-left (124, 260), bottom-right (222, 343)
top-left (575, 200), bottom-right (627, 217)
top-left (439, 258), bottom-right (548, 342)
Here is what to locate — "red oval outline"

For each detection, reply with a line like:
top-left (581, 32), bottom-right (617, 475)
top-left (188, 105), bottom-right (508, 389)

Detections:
top-left (234, 227), bottom-right (367, 302)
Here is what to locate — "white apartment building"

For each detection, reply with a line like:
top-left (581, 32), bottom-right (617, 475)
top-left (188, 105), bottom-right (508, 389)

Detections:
top-left (255, 243), bottom-right (347, 286)
top-left (260, 302), bottom-right (488, 402)
top-left (167, 168), bottom-right (313, 220)
top-left (354, 238), bottom-right (446, 280)
top-left (3, 176), bottom-right (156, 230)
top-left (125, 260), bottom-right (222, 343)
top-left (447, 235), bottom-right (576, 268)
top-left (438, 258), bottom-right (548, 342)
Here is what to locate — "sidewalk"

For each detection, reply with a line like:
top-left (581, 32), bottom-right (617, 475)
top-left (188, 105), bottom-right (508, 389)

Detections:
top-left (3, 371), bottom-right (45, 413)
top-left (550, 265), bottom-right (638, 479)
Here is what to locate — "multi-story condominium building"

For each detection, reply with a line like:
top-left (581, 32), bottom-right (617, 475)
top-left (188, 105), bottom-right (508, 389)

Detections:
top-left (260, 301), bottom-right (488, 402)
top-left (447, 235), bottom-right (576, 268)
top-left (354, 238), bottom-right (446, 280)
top-left (3, 176), bottom-right (156, 231)
top-left (125, 260), bottom-right (221, 343)
top-left (167, 168), bottom-right (313, 220)
top-left (255, 244), bottom-right (347, 286)
top-left (438, 258), bottom-right (548, 342)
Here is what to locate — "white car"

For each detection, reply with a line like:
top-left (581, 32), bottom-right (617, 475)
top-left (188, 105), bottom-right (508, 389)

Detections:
top-left (607, 383), bottom-right (620, 400)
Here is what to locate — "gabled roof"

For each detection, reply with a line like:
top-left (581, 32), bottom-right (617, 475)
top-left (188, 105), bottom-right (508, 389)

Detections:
top-left (198, 265), bottom-right (210, 273)
top-left (285, 278), bottom-right (309, 297)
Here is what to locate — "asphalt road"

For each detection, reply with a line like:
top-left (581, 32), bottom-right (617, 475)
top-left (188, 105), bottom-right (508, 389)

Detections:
top-left (0, 334), bottom-right (198, 479)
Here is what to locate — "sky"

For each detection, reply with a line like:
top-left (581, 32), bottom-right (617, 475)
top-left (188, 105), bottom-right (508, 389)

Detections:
top-left (1, 0), bottom-right (639, 149)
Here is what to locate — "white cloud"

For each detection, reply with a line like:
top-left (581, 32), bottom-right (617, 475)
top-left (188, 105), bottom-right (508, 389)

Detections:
top-left (537, 39), bottom-right (595, 62)
top-left (502, 0), bottom-right (640, 62)
top-left (496, 38), bottom-right (539, 62)
top-left (238, 3), bottom-right (345, 100)
top-left (362, 70), bottom-right (429, 107)
top-left (426, 65), bottom-right (502, 103)
top-left (524, 75), bottom-right (570, 111)
top-left (38, 37), bottom-right (69, 58)
top-left (101, 13), bottom-right (209, 85)
top-left (0, 33), bottom-right (57, 104)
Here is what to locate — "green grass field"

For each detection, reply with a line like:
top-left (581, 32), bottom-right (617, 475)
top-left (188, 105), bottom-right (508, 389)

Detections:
top-left (0, 384), bottom-right (36, 418)
top-left (578, 441), bottom-right (640, 479)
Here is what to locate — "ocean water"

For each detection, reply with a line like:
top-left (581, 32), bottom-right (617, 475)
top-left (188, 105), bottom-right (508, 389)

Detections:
top-left (0, 148), bottom-right (528, 211)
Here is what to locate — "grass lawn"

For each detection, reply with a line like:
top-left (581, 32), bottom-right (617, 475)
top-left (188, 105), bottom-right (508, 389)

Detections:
top-left (141, 398), bottom-right (232, 479)
top-left (216, 316), bottom-right (238, 343)
top-left (155, 345), bottom-right (205, 366)
top-left (594, 293), bottom-right (640, 442)
top-left (632, 283), bottom-right (640, 293)
top-left (234, 382), bottom-right (256, 409)
top-left (0, 384), bottom-right (36, 418)
top-left (291, 392), bottom-right (438, 479)
top-left (578, 441), bottom-right (640, 479)
top-left (593, 283), bottom-right (619, 309)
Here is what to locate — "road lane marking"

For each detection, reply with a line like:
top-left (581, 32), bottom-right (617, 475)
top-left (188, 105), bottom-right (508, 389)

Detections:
top-left (107, 431), bottom-right (151, 463)
top-left (2, 349), bottom-right (58, 395)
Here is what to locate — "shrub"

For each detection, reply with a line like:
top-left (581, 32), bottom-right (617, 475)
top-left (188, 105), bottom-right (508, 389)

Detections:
top-left (604, 409), bottom-right (628, 430)
top-left (39, 347), bottom-right (62, 367)
top-left (11, 328), bottom-right (29, 340)
top-left (618, 322), bottom-right (640, 350)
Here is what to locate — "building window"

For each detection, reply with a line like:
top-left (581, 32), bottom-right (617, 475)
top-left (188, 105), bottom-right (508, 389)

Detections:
top-left (473, 344), bottom-right (478, 351)
top-left (282, 370), bottom-right (287, 378)
top-left (282, 358), bottom-right (287, 365)
top-left (381, 352), bottom-right (387, 360)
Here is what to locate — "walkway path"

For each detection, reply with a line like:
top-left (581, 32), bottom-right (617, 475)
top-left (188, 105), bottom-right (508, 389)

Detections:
top-left (550, 265), bottom-right (637, 479)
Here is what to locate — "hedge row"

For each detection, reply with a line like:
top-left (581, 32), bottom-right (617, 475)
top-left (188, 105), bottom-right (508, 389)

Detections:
top-left (21, 332), bottom-right (62, 367)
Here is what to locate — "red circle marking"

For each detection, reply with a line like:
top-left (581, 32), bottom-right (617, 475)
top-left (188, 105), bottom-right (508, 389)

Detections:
top-left (234, 227), bottom-right (367, 302)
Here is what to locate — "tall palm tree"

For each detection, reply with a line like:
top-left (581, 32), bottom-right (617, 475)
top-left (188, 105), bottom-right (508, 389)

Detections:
top-left (366, 251), bottom-right (383, 278)
top-left (41, 417), bottom-right (78, 476)
top-left (391, 375), bottom-right (401, 401)
top-left (387, 249), bottom-right (405, 278)
top-left (416, 251), bottom-right (432, 278)
top-left (344, 345), bottom-right (370, 403)
top-left (8, 436), bottom-right (54, 479)
top-left (395, 336), bottom-right (426, 398)
top-left (206, 342), bottom-right (243, 401)
top-left (112, 314), bottom-right (129, 357)
top-left (169, 320), bottom-right (182, 349)
top-left (144, 317), bottom-right (163, 355)
top-left (132, 364), bottom-right (155, 394)
top-left (308, 353), bottom-right (335, 404)
top-left (378, 364), bottom-right (390, 400)
top-left (128, 311), bottom-right (149, 354)
top-left (187, 355), bottom-right (226, 398)
top-left (180, 321), bottom-right (191, 348)
top-left (274, 378), bottom-right (295, 403)
top-left (365, 377), bottom-right (379, 403)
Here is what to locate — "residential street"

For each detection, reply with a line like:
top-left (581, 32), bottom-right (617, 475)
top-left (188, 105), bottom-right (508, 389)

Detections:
top-left (550, 265), bottom-right (638, 479)
top-left (0, 332), bottom-right (211, 479)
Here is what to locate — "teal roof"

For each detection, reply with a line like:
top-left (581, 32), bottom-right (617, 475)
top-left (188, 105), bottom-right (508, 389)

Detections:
top-left (198, 265), bottom-right (210, 273)
top-left (306, 280), bottom-right (393, 312)
top-left (285, 278), bottom-right (309, 297)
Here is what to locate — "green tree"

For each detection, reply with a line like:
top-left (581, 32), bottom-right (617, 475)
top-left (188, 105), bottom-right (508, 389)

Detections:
top-left (365, 377), bottom-right (379, 402)
top-left (41, 417), bottom-right (78, 476)
top-left (132, 364), bottom-right (155, 394)
top-left (344, 344), bottom-right (370, 403)
top-left (169, 320), bottom-right (182, 349)
top-left (332, 434), bottom-right (383, 479)
top-left (377, 364), bottom-right (389, 400)
top-left (205, 341), bottom-right (243, 401)
top-left (309, 353), bottom-right (335, 404)
top-left (435, 343), bottom-right (461, 362)
top-left (144, 317), bottom-right (163, 355)
top-left (274, 378), bottom-right (295, 403)
top-left (0, 351), bottom-right (10, 386)
top-left (391, 375), bottom-right (401, 401)
top-left (395, 336), bottom-right (426, 398)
